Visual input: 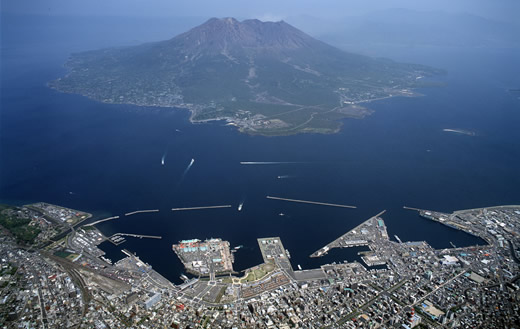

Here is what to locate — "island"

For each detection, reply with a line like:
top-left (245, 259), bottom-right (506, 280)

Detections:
top-left (50, 18), bottom-right (442, 136)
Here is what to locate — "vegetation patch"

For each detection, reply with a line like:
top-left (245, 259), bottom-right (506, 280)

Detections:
top-left (0, 206), bottom-right (41, 244)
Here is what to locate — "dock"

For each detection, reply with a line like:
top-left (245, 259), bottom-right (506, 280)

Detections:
top-left (108, 234), bottom-right (126, 245)
top-left (124, 209), bottom-right (159, 216)
top-left (84, 216), bottom-right (119, 226)
top-left (266, 196), bottom-right (356, 209)
top-left (108, 233), bottom-right (161, 245)
top-left (172, 205), bottom-right (232, 211)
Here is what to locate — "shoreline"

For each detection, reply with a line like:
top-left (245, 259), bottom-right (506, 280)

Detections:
top-left (50, 84), bottom-right (423, 136)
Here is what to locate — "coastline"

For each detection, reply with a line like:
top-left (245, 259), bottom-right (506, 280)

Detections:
top-left (49, 84), bottom-right (425, 136)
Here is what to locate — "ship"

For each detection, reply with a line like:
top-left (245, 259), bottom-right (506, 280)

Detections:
top-left (100, 256), bottom-right (112, 265)
top-left (394, 235), bottom-right (402, 243)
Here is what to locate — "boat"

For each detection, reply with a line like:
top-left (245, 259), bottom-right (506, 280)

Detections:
top-left (394, 235), bottom-right (402, 243)
top-left (285, 249), bottom-right (291, 258)
top-left (238, 202), bottom-right (243, 211)
top-left (189, 158), bottom-right (195, 166)
top-left (234, 245), bottom-right (243, 250)
top-left (298, 264), bottom-right (302, 270)
top-left (279, 213), bottom-right (285, 216)
top-left (161, 158), bottom-right (165, 165)
top-left (100, 256), bottom-right (112, 265)
top-left (180, 274), bottom-right (189, 282)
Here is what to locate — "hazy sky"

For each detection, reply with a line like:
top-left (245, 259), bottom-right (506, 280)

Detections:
top-left (2, 0), bottom-right (519, 23)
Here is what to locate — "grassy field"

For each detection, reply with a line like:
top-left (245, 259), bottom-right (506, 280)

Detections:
top-left (240, 263), bottom-right (276, 283)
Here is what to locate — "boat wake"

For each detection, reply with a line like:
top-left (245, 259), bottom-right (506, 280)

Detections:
top-left (161, 152), bottom-right (167, 165)
top-left (238, 197), bottom-right (245, 211)
top-left (442, 128), bottom-right (476, 136)
top-left (179, 158), bottom-right (195, 185)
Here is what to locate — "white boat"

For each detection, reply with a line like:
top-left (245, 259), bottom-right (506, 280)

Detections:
top-left (298, 264), bottom-right (302, 270)
top-left (238, 202), bottom-right (244, 211)
top-left (189, 158), bottom-right (195, 166)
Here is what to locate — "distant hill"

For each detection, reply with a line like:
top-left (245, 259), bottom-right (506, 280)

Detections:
top-left (289, 9), bottom-right (520, 49)
top-left (51, 17), bottom-right (440, 135)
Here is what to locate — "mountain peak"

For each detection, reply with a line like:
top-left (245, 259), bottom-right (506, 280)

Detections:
top-left (176, 17), bottom-right (317, 54)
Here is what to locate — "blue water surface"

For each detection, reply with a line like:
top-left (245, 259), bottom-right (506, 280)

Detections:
top-left (1, 15), bottom-right (519, 284)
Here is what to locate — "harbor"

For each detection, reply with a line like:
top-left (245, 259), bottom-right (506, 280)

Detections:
top-left (310, 210), bottom-right (386, 258)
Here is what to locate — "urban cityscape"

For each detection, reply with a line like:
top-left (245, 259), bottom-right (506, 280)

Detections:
top-left (0, 201), bottom-right (518, 328)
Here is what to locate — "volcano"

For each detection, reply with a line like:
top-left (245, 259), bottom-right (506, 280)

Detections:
top-left (51, 17), bottom-right (440, 135)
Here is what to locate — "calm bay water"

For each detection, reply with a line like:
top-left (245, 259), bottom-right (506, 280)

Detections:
top-left (2, 15), bottom-right (520, 284)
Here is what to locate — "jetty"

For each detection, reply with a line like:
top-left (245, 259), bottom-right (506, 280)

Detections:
top-left (267, 196), bottom-right (356, 209)
top-left (84, 216), bottom-right (119, 226)
top-left (310, 210), bottom-right (386, 258)
top-left (124, 209), bottom-right (159, 216)
top-left (172, 205), bottom-right (232, 211)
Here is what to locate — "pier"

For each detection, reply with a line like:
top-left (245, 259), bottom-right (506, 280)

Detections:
top-left (402, 206), bottom-right (426, 212)
top-left (266, 196), bottom-right (356, 209)
top-left (108, 233), bottom-right (161, 245)
top-left (172, 205), bottom-right (232, 211)
top-left (84, 216), bottom-right (119, 226)
top-left (124, 209), bottom-right (159, 216)
top-left (310, 210), bottom-right (386, 258)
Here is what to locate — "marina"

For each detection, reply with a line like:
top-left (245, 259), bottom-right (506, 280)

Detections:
top-left (108, 233), bottom-right (162, 245)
